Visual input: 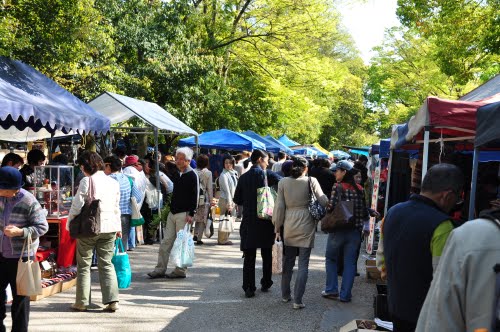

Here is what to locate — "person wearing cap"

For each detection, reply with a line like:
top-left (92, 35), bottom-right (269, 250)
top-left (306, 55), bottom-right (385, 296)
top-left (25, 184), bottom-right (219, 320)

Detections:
top-left (322, 160), bottom-right (379, 303)
top-left (0, 166), bottom-right (48, 331)
top-left (148, 147), bottom-right (199, 279)
top-left (19, 149), bottom-right (46, 189)
top-left (273, 157), bottom-right (328, 309)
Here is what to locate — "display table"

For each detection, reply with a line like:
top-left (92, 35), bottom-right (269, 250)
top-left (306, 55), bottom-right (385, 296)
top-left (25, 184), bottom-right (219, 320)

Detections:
top-left (47, 217), bottom-right (76, 267)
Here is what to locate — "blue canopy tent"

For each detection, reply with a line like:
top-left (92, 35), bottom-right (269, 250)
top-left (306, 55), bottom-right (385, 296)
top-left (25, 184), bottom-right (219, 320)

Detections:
top-left (0, 57), bottom-right (110, 142)
top-left (264, 135), bottom-right (294, 155)
top-left (292, 147), bottom-right (316, 157)
top-left (309, 146), bottom-right (328, 158)
top-left (179, 129), bottom-right (266, 151)
top-left (242, 131), bottom-right (284, 153)
top-left (330, 150), bottom-right (350, 159)
top-left (278, 134), bottom-right (301, 147)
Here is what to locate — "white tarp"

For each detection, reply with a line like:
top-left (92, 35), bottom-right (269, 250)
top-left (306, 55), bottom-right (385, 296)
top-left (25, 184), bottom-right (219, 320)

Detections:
top-left (88, 92), bottom-right (197, 135)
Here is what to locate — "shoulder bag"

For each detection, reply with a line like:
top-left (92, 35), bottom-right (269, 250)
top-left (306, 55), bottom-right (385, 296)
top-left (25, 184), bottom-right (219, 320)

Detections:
top-left (69, 176), bottom-right (101, 239)
top-left (308, 177), bottom-right (326, 222)
top-left (320, 183), bottom-right (354, 233)
top-left (257, 170), bottom-right (277, 220)
top-left (16, 230), bottom-right (43, 296)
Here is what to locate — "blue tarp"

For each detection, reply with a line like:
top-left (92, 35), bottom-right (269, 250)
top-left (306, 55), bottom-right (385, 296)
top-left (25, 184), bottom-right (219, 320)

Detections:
top-left (242, 131), bottom-right (283, 153)
top-left (264, 135), bottom-right (294, 155)
top-left (293, 147), bottom-right (316, 156)
top-left (380, 139), bottom-right (391, 159)
top-left (178, 129), bottom-right (266, 151)
top-left (278, 134), bottom-right (301, 147)
top-left (458, 151), bottom-right (500, 162)
top-left (350, 149), bottom-right (369, 157)
top-left (0, 57), bottom-right (110, 140)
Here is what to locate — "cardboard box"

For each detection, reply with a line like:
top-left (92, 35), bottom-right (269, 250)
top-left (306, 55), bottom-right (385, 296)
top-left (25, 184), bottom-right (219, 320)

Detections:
top-left (30, 277), bottom-right (77, 301)
top-left (365, 259), bottom-right (381, 280)
top-left (340, 320), bottom-right (379, 332)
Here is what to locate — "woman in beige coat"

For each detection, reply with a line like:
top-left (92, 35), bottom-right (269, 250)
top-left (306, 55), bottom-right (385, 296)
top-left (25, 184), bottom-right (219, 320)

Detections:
top-left (273, 157), bottom-right (328, 309)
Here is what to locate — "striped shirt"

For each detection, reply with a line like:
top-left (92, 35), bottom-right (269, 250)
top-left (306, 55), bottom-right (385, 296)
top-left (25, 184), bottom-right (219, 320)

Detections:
top-left (109, 173), bottom-right (143, 215)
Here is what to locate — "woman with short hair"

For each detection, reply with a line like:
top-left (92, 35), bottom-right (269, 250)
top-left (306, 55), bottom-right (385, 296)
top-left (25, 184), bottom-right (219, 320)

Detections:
top-left (273, 157), bottom-right (328, 309)
top-left (193, 154), bottom-right (213, 245)
top-left (68, 151), bottom-right (121, 312)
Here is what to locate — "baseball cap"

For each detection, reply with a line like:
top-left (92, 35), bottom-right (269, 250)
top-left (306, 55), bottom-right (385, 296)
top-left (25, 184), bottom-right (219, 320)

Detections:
top-left (0, 166), bottom-right (23, 189)
top-left (336, 160), bottom-right (353, 171)
top-left (124, 155), bottom-right (139, 167)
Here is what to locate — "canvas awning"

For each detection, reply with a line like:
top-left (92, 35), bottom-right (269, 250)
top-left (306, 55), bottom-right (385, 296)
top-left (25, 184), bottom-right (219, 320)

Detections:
top-left (390, 94), bottom-right (500, 149)
top-left (0, 57), bottom-right (110, 142)
top-left (476, 101), bottom-right (500, 147)
top-left (88, 92), bottom-right (197, 136)
top-left (179, 129), bottom-right (265, 151)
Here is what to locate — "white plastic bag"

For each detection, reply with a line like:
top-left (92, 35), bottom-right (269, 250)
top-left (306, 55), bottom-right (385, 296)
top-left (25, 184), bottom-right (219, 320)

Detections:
top-left (204, 217), bottom-right (213, 238)
top-left (272, 241), bottom-right (283, 275)
top-left (219, 215), bottom-right (234, 233)
top-left (170, 224), bottom-right (195, 268)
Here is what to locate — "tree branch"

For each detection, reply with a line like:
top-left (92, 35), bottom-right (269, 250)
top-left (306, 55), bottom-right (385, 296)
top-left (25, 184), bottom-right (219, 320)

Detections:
top-left (231, 0), bottom-right (253, 36)
top-left (210, 33), bottom-right (274, 50)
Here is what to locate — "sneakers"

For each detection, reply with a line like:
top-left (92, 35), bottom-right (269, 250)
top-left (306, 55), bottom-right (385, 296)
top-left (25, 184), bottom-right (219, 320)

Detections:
top-left (70, 303), bottom-right (87, 312)
top-left (90, 264), bottom-right (98, 271)
top-left (147, 271), bottom-right (166, 279)
top-left (321, 291), bottom-right (339, 299)
top-left (293, 303), bottom-right (305, 309)
top-left (282, 298), bottom-right (291, 303)
top-left (104, 302), bottom-right (119, 312)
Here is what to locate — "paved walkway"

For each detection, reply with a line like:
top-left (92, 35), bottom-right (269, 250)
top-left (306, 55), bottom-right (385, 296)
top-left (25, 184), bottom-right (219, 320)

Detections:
top-left (6, 223), bottom-right (376, 332)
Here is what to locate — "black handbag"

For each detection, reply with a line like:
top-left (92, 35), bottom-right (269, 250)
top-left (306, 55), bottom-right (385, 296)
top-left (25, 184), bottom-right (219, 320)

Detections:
top-left (308, 178), bottom-right (326, 222)
top-left (69, 176), bottom-right (101, 239)
top-left (320, 184), bottom-right (354, 233)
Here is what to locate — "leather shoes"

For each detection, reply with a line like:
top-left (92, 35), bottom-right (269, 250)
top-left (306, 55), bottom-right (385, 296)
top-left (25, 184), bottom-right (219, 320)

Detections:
top-left (245, 289), bottom-right (255, 298)
top-left (70, 303), bottom-right (87, 312)
top-left (165, 272), bottom-right (186, 279)
top-left (147, 271), bottom-right (166, 279)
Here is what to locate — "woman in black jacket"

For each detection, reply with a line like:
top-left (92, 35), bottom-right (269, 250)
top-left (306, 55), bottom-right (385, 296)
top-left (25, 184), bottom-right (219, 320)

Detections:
top-left (233, 150), bottom-right (282, 298)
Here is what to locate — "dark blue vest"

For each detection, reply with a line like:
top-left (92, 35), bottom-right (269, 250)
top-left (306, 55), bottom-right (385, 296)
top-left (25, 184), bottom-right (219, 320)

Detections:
top-left (383, 194), bottom-right (450, 323)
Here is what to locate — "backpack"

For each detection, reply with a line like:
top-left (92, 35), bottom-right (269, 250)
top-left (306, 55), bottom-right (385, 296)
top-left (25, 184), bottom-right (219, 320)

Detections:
top-left (479, 209), bottom-right (500, 332)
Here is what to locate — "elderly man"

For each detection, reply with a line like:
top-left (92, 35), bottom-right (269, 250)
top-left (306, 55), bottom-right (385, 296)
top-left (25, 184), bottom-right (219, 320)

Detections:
top-left (0, 167), bottom-right (48, 332)
top-left (383, 163), bottom-right (464, 332)
top-left (148, 147), bottom-right (199, 279)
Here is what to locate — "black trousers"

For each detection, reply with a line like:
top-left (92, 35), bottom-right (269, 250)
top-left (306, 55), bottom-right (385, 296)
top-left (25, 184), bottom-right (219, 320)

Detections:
top-left (242, 248), bottom-right (273, 292)
top-left (392, 316), bottom-right (417, 332)
top-left (0, 256), bottom-right (30, 332)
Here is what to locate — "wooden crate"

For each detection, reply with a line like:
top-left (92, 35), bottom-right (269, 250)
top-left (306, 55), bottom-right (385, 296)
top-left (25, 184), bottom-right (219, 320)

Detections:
top-left (30, 277), bottom-right (77, 301)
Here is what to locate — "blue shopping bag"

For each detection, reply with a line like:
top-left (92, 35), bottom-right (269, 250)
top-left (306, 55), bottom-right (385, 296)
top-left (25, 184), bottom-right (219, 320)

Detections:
top-left (111, 238), bottom-right (132, 289)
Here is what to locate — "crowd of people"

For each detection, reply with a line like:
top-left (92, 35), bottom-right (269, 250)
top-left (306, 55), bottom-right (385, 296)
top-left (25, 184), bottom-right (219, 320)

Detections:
top-left (1, 146), bottom-right (498, 332)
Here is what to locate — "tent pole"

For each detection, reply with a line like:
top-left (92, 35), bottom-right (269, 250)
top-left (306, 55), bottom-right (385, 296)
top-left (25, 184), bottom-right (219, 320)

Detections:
top-left (153, 127), bottom-right (162, 238)
top-left (421, 127), bottom-right (430, 183)
top-left (195, 135), bottom-right (199, 155)
top-left (468, 147), bottom-right (479, 220)
top-left (384, 149), bottom-right (393, 216)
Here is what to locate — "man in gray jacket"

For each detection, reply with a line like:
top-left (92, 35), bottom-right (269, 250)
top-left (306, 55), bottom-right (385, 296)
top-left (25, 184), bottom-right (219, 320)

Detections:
top-left (416, 209), bottom-right (500, 332)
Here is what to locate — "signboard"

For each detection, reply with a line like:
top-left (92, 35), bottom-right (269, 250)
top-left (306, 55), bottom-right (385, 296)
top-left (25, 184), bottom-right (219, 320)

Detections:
top-left (366, 159), bottom-right (381, 255)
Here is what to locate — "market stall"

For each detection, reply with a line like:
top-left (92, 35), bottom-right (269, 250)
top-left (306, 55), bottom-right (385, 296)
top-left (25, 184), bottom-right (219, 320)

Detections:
top-left (242, 130), bottom-right (287, 153)
top-left (278, 134), bottom-right (301, 147)
top-left (263, 135), bottom-right (294, 155)
top-left (0, 57), bottom-right (111, 299)
top-left (468, 100), bottom-right (500, 219)
top-left (178, 129), bottom-right (265, 151)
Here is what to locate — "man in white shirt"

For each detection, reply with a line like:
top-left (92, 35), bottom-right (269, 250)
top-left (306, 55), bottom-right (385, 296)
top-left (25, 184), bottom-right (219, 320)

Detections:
top-left (272, 152), bottom-right (287, 173)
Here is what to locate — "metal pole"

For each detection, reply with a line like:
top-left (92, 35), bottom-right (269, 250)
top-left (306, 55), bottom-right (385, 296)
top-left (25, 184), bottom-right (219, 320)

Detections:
top-left (468, 147), bottom-right (479, 220)
top-left (384, 150), bottom-right (393, 216)
top-left (153, 127), bottom-right (162, 237)
top-left (195, 135), bottom-right (199, 155)
top-left (421, 127), bottom-right (430, 183)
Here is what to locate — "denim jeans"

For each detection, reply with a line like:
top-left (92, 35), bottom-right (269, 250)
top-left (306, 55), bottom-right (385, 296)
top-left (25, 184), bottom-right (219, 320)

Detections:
top-left (281, 246), bottom-right (312, 305)
top-left (128, 226), bottom-right (136, 249)
top-left (324, 228), bottom-right (361, 301)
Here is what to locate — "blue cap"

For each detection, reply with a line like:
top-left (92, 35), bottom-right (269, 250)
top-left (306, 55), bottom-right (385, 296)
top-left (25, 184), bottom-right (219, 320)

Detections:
top-left (336, 160), bottom-right (353, 171)
top-left (0, 166), bottom-right (23, 189)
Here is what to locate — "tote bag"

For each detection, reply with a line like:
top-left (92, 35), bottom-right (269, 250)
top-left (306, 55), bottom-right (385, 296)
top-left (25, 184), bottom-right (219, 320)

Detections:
top-left (16, 233), bottom-right (43, 296)
top-left (219, 213), bottom-right (234, 233)
top-left (257, 171), bottom-right (277, 220)
top-left (69, 176), bottom-right (101, 239)
top-left (321, 184), bottom-right (354, 233)
top-left (272, 240), bottom-right (283, 275)
top-left (111, 238), bottom-right (132, 289)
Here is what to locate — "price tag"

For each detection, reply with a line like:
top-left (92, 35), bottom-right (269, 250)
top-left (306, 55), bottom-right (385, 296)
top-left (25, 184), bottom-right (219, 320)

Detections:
top-left (41, 260), bottom-right (52, 270)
